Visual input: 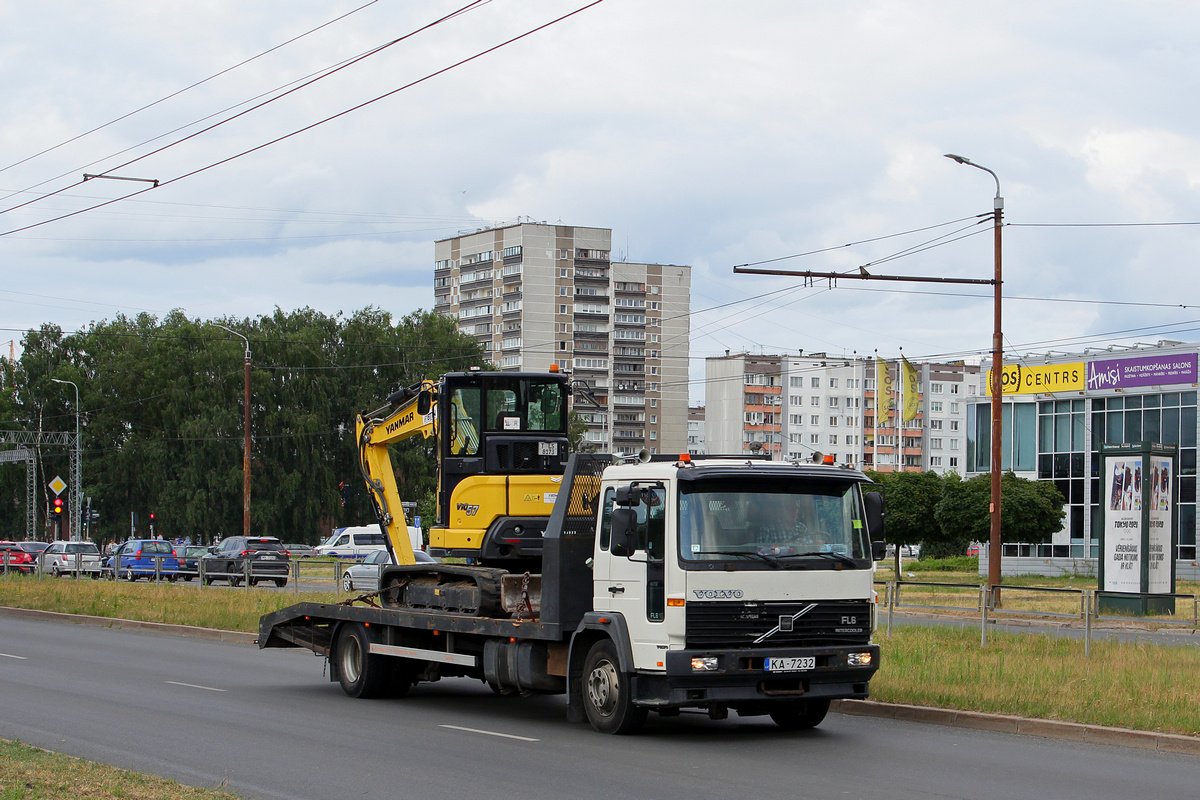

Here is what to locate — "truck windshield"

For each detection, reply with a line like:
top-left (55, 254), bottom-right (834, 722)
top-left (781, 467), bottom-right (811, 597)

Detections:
top-left (678, 477), bottom-right (869, 567)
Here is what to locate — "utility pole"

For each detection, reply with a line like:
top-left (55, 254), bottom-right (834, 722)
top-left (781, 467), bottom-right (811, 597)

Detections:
top-left (216, 325), bottom-right (252, 538)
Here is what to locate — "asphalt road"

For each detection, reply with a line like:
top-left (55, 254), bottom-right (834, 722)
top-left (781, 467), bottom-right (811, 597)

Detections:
top-left (1, 615), bottom-right (1196, 800)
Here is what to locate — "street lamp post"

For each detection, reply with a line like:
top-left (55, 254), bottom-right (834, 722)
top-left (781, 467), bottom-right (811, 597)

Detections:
top-left (945, 154), bottom-right (1004, 595)
top-left (216, 325), bottom-right (252, 539)
top-left (50, 378), bottom-right (81, 541)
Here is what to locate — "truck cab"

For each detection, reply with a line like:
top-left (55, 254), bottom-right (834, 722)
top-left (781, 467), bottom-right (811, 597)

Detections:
top-left (567, 455), bottom-right (883, 732)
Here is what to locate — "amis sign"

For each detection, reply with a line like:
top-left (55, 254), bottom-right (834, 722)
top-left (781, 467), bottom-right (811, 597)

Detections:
top-left (1086, 354), bottom-right (1198, 391)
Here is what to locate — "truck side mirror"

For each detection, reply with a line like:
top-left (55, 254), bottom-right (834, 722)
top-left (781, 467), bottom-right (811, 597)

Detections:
top-left (871, 540), bottom-right (888, 561)
top-left (863, 490), bottom-right (886, 541)
top-left (610, 507), bottom-right (637, 557)
top-left (416, 390), bottom-right (433, 416)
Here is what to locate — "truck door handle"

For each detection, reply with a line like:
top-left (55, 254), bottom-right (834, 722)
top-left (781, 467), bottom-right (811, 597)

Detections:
top-left (608, 586), bottom-right (625, 594)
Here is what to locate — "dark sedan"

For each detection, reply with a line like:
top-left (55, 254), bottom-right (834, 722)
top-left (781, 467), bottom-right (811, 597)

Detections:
top-left (201, 536), bottom-right (290, 587)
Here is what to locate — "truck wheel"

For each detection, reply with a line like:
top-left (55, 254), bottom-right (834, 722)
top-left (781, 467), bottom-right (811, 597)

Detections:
top-left (769, 698), bottom-right (830, 730)
top-left (582, 639), bottom-right (646, 734)
top-left (336, 623), bottom-right (390, 699)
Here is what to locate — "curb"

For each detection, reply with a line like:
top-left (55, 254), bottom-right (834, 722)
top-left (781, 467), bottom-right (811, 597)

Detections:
top-left (831, 699), bottom-right (1200, 756)
top-left (0, 605), bottom-right (258, 644)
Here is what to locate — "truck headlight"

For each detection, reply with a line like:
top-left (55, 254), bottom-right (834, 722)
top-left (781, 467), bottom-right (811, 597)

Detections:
top-left (847, 651), bottom-right (873, 667)
top-left (690, 656), bottom-right (718, 671)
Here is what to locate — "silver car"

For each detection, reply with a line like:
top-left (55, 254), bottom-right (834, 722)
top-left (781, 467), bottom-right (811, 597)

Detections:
top-left (341, 549), bottom-right (434, 592)
top-left (41, 541), bottom-right (102, 577)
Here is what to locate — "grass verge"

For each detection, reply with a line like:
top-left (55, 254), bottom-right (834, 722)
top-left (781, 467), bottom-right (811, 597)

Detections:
top-left (0, 577), bottom-right (338, 633)
top-left (0, 738), bottom-right (243, 799)
top-left (875, 623), bottom-right (1200, 736)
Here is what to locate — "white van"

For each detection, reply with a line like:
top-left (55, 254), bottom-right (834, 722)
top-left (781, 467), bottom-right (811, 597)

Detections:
top-left (316, 525), bottom-right (422, 559)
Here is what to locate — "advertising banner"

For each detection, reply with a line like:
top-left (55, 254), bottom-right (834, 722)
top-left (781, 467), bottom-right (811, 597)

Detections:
top-left (1148, 455), bottom-right (1173, 594)
top-left (1085, 354), bottom-right (1198, 390)
top-left (1101, 455), bottom-right (1142, 593)
top-left (986, 362), bottom-right (1085, 396)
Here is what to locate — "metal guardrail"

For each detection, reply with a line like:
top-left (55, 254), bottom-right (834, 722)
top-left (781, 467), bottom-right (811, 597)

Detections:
top-left (875, 578), bottom-right (1200, 656)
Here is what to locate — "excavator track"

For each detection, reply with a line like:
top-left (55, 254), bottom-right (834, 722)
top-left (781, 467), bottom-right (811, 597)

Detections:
top-left (378, 564), bottom-right (510, 618)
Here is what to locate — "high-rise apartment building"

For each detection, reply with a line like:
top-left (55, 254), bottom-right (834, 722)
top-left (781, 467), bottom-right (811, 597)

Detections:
top-left (705, 351), bottom-right (977, 472)
top-left (434, 222), bottom-right (691, 455)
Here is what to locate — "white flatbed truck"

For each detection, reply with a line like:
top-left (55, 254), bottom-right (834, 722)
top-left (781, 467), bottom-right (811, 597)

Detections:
top-left (259, 453), bottom-right (886, 734)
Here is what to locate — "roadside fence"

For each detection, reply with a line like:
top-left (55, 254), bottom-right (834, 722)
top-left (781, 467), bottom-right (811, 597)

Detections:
top-left (876, 579), bottom-right (1200, 656)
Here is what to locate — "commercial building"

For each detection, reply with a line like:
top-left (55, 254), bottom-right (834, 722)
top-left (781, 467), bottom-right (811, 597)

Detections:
top-left (434, 222), bottom-right (691, 455)
top-left (966, 341), bottom-right (1198, 560)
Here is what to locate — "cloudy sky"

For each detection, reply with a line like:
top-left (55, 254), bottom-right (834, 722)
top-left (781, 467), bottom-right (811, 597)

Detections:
top-left (4, 0), bottom-right (1200, 403)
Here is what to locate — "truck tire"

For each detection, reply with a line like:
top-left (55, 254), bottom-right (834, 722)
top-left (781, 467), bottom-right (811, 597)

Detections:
top-left (769, 698), bottom-right (830, 730)
top-left (335, 623), bottom-right (390, 699)
top-left (581, 639), bottom-right (646, 734)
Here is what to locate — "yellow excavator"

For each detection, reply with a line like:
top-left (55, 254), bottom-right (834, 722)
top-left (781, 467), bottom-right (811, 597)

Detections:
top-left (355, 370), bottom-right (571, 581)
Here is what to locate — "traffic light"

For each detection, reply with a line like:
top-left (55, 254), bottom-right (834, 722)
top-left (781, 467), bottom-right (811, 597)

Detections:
top-left (53, 497), bottom-right (63, 515)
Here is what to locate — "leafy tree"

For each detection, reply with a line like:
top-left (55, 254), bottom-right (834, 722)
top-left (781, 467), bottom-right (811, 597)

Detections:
top-left (934, 471), bottom-right (1066, 558)
top-left (0, 307), bottom-right (487, 546)
top-left (864, 470), bottom-right (945, 572)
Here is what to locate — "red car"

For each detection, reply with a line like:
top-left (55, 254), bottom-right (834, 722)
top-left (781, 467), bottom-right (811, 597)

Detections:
top-left (0, 541), bottom-right (38, 574)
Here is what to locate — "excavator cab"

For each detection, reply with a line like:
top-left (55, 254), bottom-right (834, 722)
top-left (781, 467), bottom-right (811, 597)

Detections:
top-left (434, 372), bottom-right (570, 563)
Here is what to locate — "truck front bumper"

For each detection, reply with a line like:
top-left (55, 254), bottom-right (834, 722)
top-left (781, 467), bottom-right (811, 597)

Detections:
top-left (633, 644), bottom-right (880, 709)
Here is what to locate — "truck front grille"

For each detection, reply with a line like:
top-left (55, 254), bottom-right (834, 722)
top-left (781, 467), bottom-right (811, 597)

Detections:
top-left (685, 600), bottom-right (872, 649)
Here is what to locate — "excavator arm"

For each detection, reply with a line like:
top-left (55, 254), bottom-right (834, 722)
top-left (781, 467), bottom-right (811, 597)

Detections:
top-left (355, 380), bottom-right (439, 566)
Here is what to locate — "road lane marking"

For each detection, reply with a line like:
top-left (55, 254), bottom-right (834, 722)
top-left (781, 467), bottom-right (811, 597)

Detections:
top-left (438, 724), bottom-right (539, 742)
top-left (165, 680), bottom-right (226, 692)
top-left (0, 652), bottom-right (27, 660)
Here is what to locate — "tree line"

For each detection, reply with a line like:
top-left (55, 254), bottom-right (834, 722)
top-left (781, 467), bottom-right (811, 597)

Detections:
top-left (864, 469), bottom-right (1067, 561)
top-left (0, 307), bottom-right (489, 546)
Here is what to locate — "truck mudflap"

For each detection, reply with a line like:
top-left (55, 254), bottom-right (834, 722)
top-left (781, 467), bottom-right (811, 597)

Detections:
top-left (632, 645), bottom-right (880, 709)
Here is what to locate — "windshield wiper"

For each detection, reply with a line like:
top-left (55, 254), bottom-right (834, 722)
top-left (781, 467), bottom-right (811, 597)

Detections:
top-left (777, 551), bottom-right (860, 567)
top-left (692, 550), bottom-right (782, 568)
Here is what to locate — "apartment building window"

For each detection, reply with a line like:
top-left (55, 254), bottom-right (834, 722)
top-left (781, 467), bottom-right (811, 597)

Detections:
top-left (790, 376), bottom-right (803, 387)
top-left (501, 355), bottom-right (519, 367)
top-left (949, 457), bottom-right (958, 468)
top-left (930, 419), bottom-right (942, 430)
top-left (810, 415), bottom-right (820, 426)
top-left (931, 401), bottom-right (943, 412)
top-left (950, 420), bottom-right (960, 430)
top-left (931, 383), bottom-right (944, 394)
top-left (950, 402), bottom-right (960, 413)
top-left (790, 414), bottom-right (803, 425)
top-left (615, 313), bottom-right (645, 324)
top-left (829, 435), bottom-right (838, 445)
top-left (810, 397), bottom-right (820, 406)
top-left (830, 378), bottom-right (839, 388)
top-left (949, 439), bottom-right (959, 450)
top-left (829, 417), bottom-right (839, 426)
top-left (931, 438), bottom-right (943, 449)
top-left (810, 434), bottom-right (821, 444)
top-left (930, 456), bottom-right (943, 467)
top-left (790, 395), bottom-right (802, 405)
top-left (559, 304), bottom-right (568, 314)
top-left (811, 377), bottom-right (820, 388)
top-left (950, 384), bottom-right (960, 394)
top-left (829, 397), bottom-right (839, 407)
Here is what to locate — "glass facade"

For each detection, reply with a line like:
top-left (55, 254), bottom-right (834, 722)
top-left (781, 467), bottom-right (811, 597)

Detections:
top-left (969, 387), bottom-right (1198, 560)
top-left (1089, 392), bottom-right (1196, 559)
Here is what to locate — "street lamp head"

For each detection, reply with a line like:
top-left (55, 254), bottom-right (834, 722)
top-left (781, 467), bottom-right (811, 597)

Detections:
top-left (944, 153), bottom-right (971, 165)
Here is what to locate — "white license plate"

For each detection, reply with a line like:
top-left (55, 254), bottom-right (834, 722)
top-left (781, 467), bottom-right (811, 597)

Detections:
top-left (538, 442), bottom-right (558, 456)
top-left (765, 656), bottom-right (815, 672)
top-left (260, 555), bottom-right (276, 560)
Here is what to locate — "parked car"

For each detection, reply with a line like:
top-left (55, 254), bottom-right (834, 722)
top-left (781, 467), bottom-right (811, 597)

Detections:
top-left (966, 543), bottom-right (980, 557)
top-left (175, 545), bottom-right (211, 581)
top-left (283, 543), bottom-right (316, 558)
top-left (202, 536), bottom-right (290, 587)
top-left (341, 548), bottom-right (435, 593)
top-left (102, 539), bottom-right (180, 581)
top-left (41, 541), bottom-right (102, 577)
top-left (316, 527), bottom-right (389, 559)
top-left (0, 541), bottom-right (37, 574)
top-left (18, 541), bottom-right (50, 559)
